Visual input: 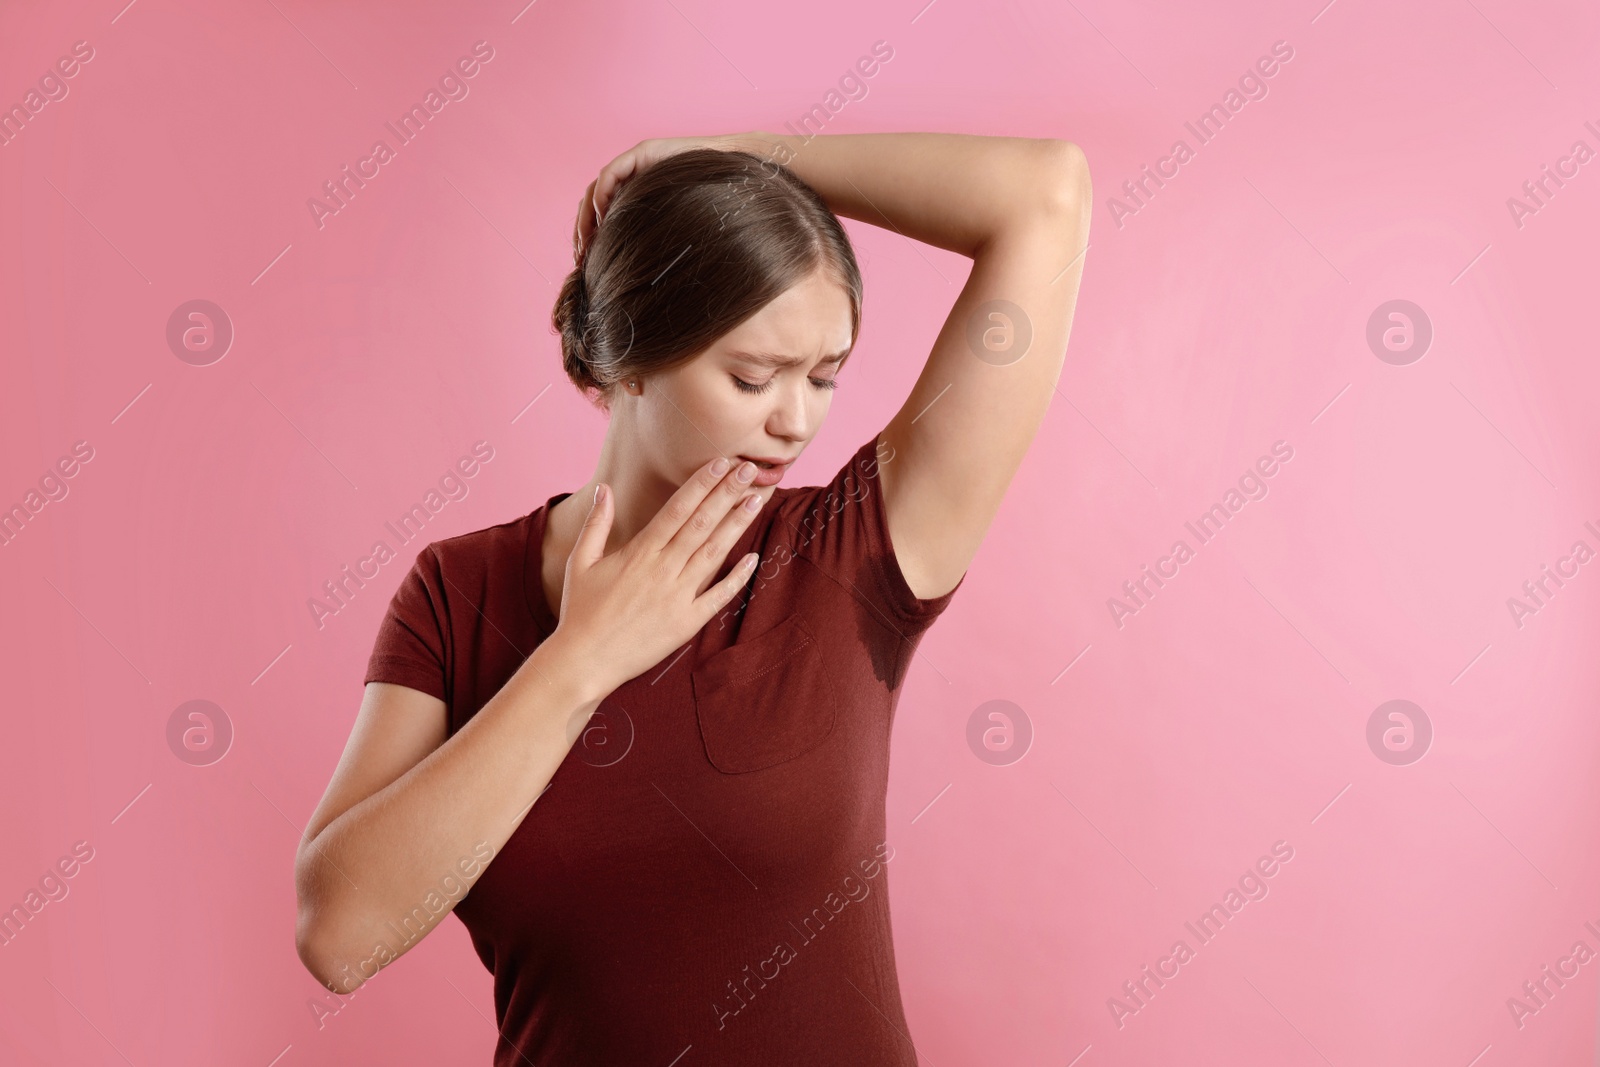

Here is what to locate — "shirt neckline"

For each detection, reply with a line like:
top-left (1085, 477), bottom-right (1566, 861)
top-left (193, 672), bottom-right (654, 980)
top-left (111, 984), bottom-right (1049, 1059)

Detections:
top-left (520, 478), bottom-right (800, 641)
top-left (523, 491), bottom-right (572, 636)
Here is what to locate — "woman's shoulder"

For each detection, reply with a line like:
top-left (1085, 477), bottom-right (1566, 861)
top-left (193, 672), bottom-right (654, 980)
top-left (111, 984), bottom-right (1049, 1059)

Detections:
top-left (766, 433), bottom-right (883, 540)
top-left (418, 509), bottom-right (536, 564)
top-left (764, 430), bottom-right (962, 627)
top-left (394, 504), bottom-right (552, 597)
top-left (769, 432), bottom-right (880, 508)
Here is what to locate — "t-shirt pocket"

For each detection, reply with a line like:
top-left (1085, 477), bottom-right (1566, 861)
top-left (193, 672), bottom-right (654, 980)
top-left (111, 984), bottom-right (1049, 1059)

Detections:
top-left (690, 613), bottom-right (838, 774)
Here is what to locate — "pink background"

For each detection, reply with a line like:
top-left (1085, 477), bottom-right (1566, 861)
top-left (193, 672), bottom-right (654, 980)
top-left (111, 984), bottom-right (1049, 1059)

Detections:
top-left (3, 0), bottom-right (1598, 1064)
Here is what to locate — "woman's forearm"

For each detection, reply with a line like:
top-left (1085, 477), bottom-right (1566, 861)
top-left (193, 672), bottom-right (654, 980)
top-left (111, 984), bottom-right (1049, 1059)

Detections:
top-left (739, 130), bottom-right (1086, 257)
top-left (294, 636), bottom-right (605, 992)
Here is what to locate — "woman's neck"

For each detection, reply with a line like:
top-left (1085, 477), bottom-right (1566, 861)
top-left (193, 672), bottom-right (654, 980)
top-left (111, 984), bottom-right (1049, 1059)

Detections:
top-left (549, 434), bottom-right (677, 558)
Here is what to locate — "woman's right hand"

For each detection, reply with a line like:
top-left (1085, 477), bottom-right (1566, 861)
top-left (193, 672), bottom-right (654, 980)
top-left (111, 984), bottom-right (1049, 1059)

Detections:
top-left (548, 456), bottom-right (765, 695)
top-left (572, 133), bottom-right (768, 262)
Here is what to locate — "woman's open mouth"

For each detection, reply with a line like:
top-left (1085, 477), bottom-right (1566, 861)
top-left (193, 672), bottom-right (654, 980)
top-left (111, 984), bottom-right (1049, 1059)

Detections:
top-left (738, 455), bottom-right (792, 487)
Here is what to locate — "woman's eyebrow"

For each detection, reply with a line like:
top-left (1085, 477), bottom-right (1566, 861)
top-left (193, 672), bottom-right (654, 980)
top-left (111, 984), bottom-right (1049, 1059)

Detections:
top-left (730, 349), bottom-right (850, 368)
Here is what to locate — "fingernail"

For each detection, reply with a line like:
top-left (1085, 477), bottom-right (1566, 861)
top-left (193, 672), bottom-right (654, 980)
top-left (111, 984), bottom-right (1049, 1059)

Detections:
top-left (710, 456), bottom-right (731, 476)
top-left (593, 484), bottom-right (605, 505)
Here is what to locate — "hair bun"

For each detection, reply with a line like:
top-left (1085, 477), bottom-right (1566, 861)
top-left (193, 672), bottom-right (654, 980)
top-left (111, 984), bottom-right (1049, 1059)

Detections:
top-left (571, 271), bottom-right (590, 334)
top-left (554, 265), bottom-right (601, 393)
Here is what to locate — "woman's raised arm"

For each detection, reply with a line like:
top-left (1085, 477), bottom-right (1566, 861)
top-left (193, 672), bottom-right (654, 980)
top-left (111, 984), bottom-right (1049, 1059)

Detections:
top-left (739, 130), bottom-right (1093, 601)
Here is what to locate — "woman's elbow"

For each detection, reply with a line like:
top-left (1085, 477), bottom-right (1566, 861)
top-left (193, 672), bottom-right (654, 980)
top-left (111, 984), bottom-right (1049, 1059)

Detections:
top-left (295, 908), bottom-right (369, 995)
top-left (1036, 140), bottom-right (1092, 224)
top-left (294, 857), bottom-right (366, 993)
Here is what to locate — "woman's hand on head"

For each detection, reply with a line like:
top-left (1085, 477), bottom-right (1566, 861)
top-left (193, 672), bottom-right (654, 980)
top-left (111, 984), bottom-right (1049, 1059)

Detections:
top-left (573, 133), bottom-right (763, 262)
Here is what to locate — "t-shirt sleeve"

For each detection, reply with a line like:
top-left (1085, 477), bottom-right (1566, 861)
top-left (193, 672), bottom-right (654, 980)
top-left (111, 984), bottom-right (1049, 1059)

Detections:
top-left (782, 432), bottom-right (966, 637)
top-left (363, 544), bottom-right (450, 703)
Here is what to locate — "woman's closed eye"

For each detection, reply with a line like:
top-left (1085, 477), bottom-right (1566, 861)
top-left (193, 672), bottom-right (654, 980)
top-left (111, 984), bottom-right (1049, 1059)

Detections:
top-left (732, 375), bottom-right (839, 394)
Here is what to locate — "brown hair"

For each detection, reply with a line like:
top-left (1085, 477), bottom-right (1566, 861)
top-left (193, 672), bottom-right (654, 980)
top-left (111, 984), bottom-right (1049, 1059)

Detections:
top-left (552, 148), bottom-right (863, 411)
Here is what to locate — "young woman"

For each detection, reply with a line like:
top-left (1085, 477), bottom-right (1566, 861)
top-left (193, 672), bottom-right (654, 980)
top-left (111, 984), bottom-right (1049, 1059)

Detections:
top-left (294, 131), bottom-right (1090, 1065)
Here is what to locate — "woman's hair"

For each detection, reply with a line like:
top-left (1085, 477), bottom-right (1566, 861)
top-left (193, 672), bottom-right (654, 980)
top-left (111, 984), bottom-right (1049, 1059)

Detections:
top-left (552, 148), bottom-right (863, 411)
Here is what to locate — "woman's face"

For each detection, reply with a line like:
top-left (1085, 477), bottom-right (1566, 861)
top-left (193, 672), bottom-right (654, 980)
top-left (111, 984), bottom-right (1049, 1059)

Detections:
top-left (627, 267), bottom-right (855, 492)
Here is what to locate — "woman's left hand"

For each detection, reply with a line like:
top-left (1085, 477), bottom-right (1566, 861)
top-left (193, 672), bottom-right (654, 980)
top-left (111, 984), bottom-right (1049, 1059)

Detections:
top-left (572, 134), bottom-right (761, 262)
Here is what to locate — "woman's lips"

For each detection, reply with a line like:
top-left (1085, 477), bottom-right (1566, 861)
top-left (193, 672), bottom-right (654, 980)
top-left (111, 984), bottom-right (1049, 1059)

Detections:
top-left (739, 456), bottom-right (791, 488)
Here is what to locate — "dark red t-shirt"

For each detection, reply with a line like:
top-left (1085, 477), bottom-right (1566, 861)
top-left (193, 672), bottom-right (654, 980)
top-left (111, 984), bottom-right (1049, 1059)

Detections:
top-left (364, 432), bottom-right (964, 1065)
